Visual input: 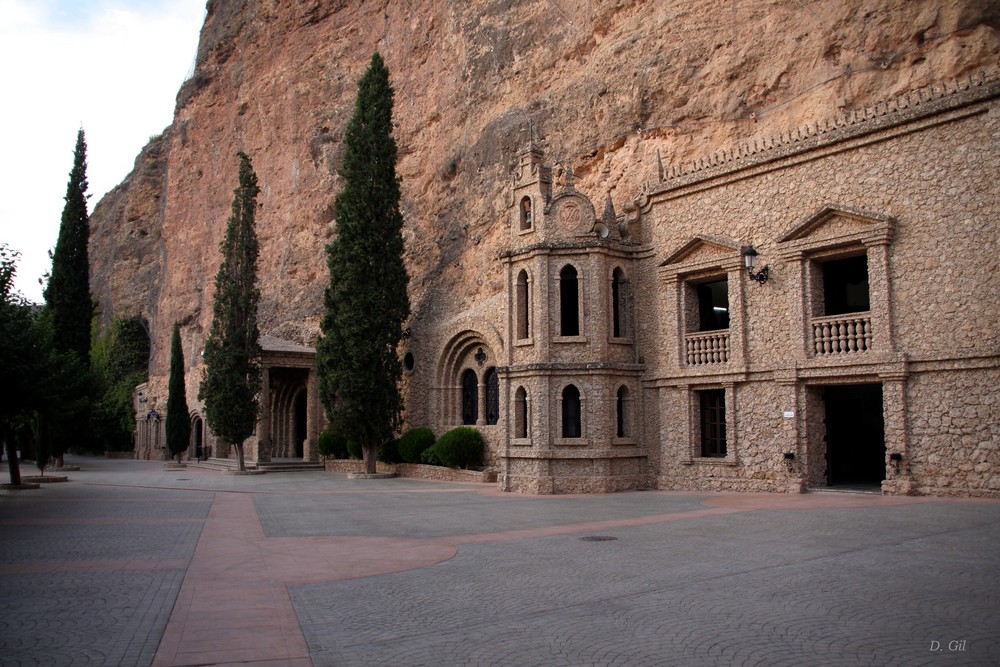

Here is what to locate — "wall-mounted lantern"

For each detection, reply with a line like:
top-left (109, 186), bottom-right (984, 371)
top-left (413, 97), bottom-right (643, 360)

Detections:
top-left (742, 246), bottom-right (769, 284)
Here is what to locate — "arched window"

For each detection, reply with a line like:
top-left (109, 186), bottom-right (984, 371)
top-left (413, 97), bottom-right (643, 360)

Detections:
top-left (520, 196), bottom-right (533, 230)
top-left (516, 269), bottom-right (530, 340)
top-left (612, 267), bottom-right (630, 338)
top-left (461, 369), bottom-right (478, 425)
top-left (562, 384), bottom-right (582, 438)
top-left (559, 265), bottom-right (580, 336)
top-left (485, 367), bottom-right (500, 425)
top-left (616, 385), bottom-right (629, 438)
top-left (514, 386), bottom-right (528, 438)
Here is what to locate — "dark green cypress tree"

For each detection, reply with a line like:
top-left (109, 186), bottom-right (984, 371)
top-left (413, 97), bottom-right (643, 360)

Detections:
top-left (44, 129), bottom-right (93, 365)
top-left (317, 52), bottom-right (411, 475)
top-left (165, 323), bottom-right (191, 462)
top-left (198, 152), bottom-right (262, 472)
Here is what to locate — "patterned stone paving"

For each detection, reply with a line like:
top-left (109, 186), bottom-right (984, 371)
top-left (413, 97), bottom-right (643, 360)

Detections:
top-left (1, 456), bottom-right (998, 666)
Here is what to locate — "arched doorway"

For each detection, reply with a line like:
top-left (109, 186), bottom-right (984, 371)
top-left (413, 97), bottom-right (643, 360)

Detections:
top-left (190, 415), bottom-right (204, 460)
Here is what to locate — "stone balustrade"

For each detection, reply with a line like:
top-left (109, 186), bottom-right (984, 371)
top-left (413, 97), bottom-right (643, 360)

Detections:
top-left (811, 314), bottom-right (872, 355)
top-left (685, 330), bottom-right (730, 365)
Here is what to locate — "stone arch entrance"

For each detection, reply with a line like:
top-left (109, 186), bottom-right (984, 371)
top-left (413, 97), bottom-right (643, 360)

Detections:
top-left (257, 336), bottom-right (320, 463)
top-left (190, 414), bottom-right (205, 460)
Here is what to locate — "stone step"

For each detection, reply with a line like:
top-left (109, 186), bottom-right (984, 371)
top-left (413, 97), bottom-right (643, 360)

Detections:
top-left (187, 458), bottom-right (323, 473)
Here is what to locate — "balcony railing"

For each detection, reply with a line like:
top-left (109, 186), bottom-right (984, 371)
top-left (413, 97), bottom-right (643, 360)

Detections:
top-left (811, 313), bottom-right (872, 355)
top-left (685, 330), bottom-right (729, 365)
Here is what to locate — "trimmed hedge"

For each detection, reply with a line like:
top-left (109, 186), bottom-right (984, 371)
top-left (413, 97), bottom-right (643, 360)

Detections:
top-left (420, 444), bottom-right (442, 466)
top-left (378, 439), bottom-right (402, 464)
top-left (434, 426), bottom-right (484, 469)
top-left (346, 439), bottom-right (362, 460)
top-left (398, 427), bottom-right (435, 463)
top-left (318, 428), bottom-right (349, 459)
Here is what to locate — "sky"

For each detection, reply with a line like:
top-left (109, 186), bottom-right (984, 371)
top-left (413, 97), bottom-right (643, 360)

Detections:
top-left (0, 0), bottom-right (207, 303)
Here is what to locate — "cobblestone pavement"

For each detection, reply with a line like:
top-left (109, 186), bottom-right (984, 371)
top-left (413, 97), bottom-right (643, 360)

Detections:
top-left (1, 456), bottom-right (998, 666)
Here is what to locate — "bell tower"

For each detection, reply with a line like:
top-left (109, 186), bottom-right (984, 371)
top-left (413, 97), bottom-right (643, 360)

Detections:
top-left (499, 143), bottom-right (649, 494)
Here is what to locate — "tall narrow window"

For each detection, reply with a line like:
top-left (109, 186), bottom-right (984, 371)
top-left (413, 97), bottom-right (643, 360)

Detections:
top-left (560, 265), bottom-right (580, 336)
top-left (461, 369), bottom-right (478, 425)
top-left (612, 267), bottom-right (629, 338)
top-left (514, 386), bottom-right (527, 438)
top-left (822, 255), bottom-right (870, 315)
top-left (516, 269), bottom-right (530, 340)
top-left (616, 385), bottom-right (629, 438)
top-left (697, 278), bottom-right (729, 331)
top-left (562, 384), bottom-right (582, 438)
top-left (699, 389), bottom-right (726, 457)
top-left (485, 367), bottom-right (499, 425)
top-left (520, 196), bottom-right (533, 231)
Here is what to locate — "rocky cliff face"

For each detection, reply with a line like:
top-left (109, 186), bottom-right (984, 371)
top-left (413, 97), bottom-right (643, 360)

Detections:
top-left (89, 0), bottom-right (999, 389)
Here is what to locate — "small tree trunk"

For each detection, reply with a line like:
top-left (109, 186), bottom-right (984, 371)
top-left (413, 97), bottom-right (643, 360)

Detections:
top-left (362, 442), bottom-right (377, 475)
top-left (4, 430), bottom-right (22, 486)
top-left (234, 442), bottom-right (246, 472)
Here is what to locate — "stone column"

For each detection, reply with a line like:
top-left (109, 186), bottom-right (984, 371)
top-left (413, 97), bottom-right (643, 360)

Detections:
top-left (257, 367), bottom-right (272, 463)
top-left (305, 369), bottom-right (320, 462)
top-left (880, 369), bottom-right (913, 495)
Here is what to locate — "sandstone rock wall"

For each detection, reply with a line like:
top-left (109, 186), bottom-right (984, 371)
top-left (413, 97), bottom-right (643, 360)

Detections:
top-left (89, 0), bottom-right (999, 402)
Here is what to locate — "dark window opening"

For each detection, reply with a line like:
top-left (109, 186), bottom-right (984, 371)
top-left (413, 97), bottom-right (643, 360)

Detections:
top-left (514, 386), bottom-right (527, 438)
top-left (562, 384), bottom-right (582, 438)
top-left (461, 369), bottom-right (478, 425)
top-left (699, 389), bottom-right (726, 457)
top-left (485, 367), bottom-right (499, 425)
top-left (697, 278), bottom-right (729, 331)
top-left (612, 268), bottom-right (630, 338)
top-left (822, 255), bottom-right (870, 315)
top-left (516, 270), bottom-right (530, 340)
top-left (616, 386), bottom-right (629, 438)
top-left (560, 265), bottom-right (580, 336)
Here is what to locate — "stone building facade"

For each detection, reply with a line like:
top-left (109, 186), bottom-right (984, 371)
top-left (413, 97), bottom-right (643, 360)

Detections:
top-left (136, 70), bottom-right (998, 497)
top-left (405, 70), bottom-right (998, 497)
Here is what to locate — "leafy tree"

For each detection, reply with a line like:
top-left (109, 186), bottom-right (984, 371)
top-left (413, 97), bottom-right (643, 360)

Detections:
top-left (0, 245), bottom-right (38, 484)
top-left (317, 52), bottom-right (411, 474)
top-left (199, 152), bottom-right (262, 471)
top-left (44, 129), bottom-right (93, 365)
top-left (165, 323), bottom-right (191, 461)
top-left (91, 316), bottom-right (150, 453)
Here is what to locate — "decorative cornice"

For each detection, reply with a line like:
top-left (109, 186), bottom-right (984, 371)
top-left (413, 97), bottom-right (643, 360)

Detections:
top-left (646, 68), bottom-right (1000, 198)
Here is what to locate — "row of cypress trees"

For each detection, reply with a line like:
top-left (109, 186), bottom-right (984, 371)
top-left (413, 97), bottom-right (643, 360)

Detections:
top-left (195, 51), bottom-right (409, 473)
top-left (3, 52), bottom-right (409, 478)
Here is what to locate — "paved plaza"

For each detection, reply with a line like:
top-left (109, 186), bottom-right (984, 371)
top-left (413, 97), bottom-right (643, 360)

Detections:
top-left (1, 456), bottom-right (998, 666)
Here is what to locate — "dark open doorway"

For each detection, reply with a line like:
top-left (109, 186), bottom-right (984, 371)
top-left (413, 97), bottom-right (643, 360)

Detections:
top-left (293, 390), bottom-right (307, 459)
top-left (824, 384), bottom-right (885, 487)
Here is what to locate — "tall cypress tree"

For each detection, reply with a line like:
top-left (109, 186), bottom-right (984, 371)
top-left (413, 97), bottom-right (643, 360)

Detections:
top-left (45, 129), bottom-right (93, 366)
top-left (165, 323), bottom-right (191, 462)
top-left (198, 152), bottom-right (262, 472)
top-left (317, 52), bottom-right (411, 474)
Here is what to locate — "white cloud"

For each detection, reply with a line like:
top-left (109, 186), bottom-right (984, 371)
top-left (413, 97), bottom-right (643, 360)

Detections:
top-left (0, 0), bottom-right (205, 302)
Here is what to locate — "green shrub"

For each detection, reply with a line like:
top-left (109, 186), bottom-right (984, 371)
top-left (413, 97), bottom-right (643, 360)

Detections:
top-left (318, 428), bottom-right (348, 459)
top-left (435, 427), bottom-right (484, 469)
top-left (420, 444), bottom-right (442, 466)
top-left (347, 439), bottom-right (362, 460)
top-left (378, 439), bottom-right (401, 464)
top-left (398, 427), bottom-right (435, 463)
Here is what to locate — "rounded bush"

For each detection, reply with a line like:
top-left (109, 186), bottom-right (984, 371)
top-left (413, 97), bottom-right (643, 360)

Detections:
top-left (346, 439), bottom-right (362, 460)
top-left (378, 439), bottom-right (402, 464)
top-left (434, 427), bottom-right (484, 469)
top-left (318, 428), bottom-right (348, 459)
top-left (398, 427), bottom-right (435, 463)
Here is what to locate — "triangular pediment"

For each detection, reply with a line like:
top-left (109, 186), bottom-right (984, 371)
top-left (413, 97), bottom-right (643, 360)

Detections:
top-left (779, 204), bottom-right (894, 243)
top-left (660, 235), bottom-right (740, 267)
